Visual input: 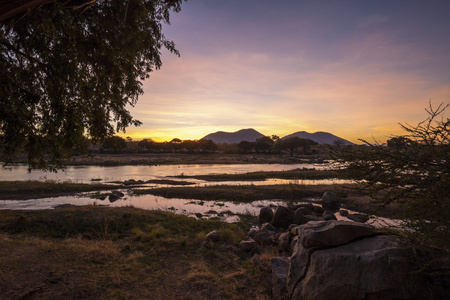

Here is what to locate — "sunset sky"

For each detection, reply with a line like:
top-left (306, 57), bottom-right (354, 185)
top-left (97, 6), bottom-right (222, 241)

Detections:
top-left (121, 0), bottom-right (450, 144)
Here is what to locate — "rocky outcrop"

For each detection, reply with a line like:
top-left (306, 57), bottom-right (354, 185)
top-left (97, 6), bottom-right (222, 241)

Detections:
top-left (238, 203), bottom-right (441, 299)
top-left (265, 220), bottom-right (415, 300)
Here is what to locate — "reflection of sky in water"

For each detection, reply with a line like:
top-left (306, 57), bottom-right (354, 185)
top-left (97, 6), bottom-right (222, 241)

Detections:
top-left (0, 163), bottom-right (399, 227)
top-left (0, 191), bottom-right (402, 228)
top-left (0, 163), bottom-right (331, 183)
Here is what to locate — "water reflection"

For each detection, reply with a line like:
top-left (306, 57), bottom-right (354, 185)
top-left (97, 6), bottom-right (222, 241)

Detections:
top-left (0, 163), bottom-right (331, 183)
top-left (0, 191), bottom-right (402, 228)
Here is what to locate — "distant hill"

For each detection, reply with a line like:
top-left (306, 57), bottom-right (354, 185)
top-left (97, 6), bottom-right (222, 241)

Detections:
top-left (282, 131), bottom-right (354, 145)
top-left (202, 128), bottom-right (265, 144)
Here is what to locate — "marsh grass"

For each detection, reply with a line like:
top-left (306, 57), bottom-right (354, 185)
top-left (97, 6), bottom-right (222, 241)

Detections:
top-left (0, 180), bottom-right (123, 200)
top-left (132, 183), bottom-right (354, 203)
top-left (173, 168), bottom-right (343, 181)
top-left (0, 206), bottom-right (270, 299)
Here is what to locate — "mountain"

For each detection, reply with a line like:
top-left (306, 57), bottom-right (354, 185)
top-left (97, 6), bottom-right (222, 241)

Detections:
top-left (282, 131), bottom-right (354, 145)
top-left (202, 128), bottom-right (265, 144)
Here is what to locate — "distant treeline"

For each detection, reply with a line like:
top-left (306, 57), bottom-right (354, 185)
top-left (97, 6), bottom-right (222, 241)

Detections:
top-left (98, 135), bottom-right (325, 156)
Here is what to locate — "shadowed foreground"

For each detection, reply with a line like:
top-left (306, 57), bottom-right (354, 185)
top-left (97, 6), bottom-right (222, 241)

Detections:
top-left (0, 207), bottom-right (271, 299)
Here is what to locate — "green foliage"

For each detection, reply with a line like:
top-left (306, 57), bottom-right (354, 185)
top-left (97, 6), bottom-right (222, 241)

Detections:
top-left (332, 103), bottom-right (450, 249)
top-left (0, 0), bottom-right (184, 170)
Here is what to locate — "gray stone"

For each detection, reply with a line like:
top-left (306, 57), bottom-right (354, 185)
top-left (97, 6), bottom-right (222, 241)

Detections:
top-left (252, 254), bottom-right (262, 267)
top-left (321, 191), bottom-right (341, 212)
top-left (322, 211), bottom-right (337, 221)
top-left (347, 213), bottom-right (369, 223)
top-left (297, 220), bottom-right (374, 248)
top-left (261, 222), bottom-right (277, 232)
top-left (272, 206), bottom-right (295, 229)
top-left (278, 232), bottom-right (292, 253)
top-left (206, 230), bottom-right (220, 242)
top-left (271, 257), bottom-right (290, 300)
top-left (294, 214), bottom-right (323, 226)
top-left (109, 190), bottom-right (125, 202)
top-left (339, 209), bottom-right (349, 216)
top-left (259, 206), bottom-right (274, 224)
top-left (290, 235), bottom-right (412, 300)
top-left (254, 231), bottom-right (271, 245)
top-left (239, 236), bottom-right (258, 252)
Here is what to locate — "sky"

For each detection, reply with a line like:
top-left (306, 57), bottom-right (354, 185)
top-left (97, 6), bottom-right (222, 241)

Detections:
top-left (121, 0), bottom-right (450, 144)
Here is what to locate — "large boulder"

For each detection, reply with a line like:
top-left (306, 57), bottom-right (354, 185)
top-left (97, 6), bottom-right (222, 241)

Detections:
top-left (287, 221), bottom-right (375, 295)
top-left (321, 191), bottom-right (341, 212)
top-left (272, 206), bottom-right (295, 229)
top-left (290, 235), bottom-right (413, 300)
top-left (259, 206), bottom-right (274, 224)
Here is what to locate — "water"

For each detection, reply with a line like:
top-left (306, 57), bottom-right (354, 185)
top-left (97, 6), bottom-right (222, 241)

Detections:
top-left (0, 163), bottom-right (329, 183)
top-left (0, 163), bottom-right (399, 227)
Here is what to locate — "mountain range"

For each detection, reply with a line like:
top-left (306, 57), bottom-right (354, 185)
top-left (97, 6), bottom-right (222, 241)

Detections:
top-left (201, 128), bottom-right (354, 145)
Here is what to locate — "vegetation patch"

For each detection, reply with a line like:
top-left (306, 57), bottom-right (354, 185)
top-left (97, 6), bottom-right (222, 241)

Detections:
top-left (0, 180), bottom-right (122, 200)
top-left (173, 168), bottom-right (343, 181)
top-left (132, 184), bottom-right (353, 203)
top-left (0, 206), bottom-right (271, 299)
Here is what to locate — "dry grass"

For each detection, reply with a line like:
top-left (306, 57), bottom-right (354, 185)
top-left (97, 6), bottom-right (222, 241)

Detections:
top-left (0, 206), bottom-right (271, 299)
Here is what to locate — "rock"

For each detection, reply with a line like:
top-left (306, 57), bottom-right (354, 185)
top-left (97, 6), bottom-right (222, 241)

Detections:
top-left (322, 211), bottom-right (337, 220)
top-left (239, 236), bottom-right (258, 252)
top-left (252, 254), bottom-right (262, 267)
top-left (254, 231), bottom-right (271, 245)
top-left (247, 227), bottom-right (260, 238)
top-left (272, 206), bottom-right (295, 229)
top-left (206, 230), bottom-right (220, 242)
top-left (290, 235), bottom-right (413, 300)
top-left (111, 190), bottom-right (125, 197)
top-left (297, 220), bottom-right (374, 248)
top-left (261, 222), bottom-right (277, 232)
top-left (294, 205), bottom-right (316, 216)
top-left (271, 257), bottom-right (290, 300)
top-left (339, 209), bottom-right (349, 216)
top-left (124, 179), bottom-right (137, 185)
top-left (287, 220), bottom-right (376, 296)
top-left (278, 232), bottom-right (292, 253)
top-left (195, 213), bottom-right (203, 219)
top-left (312, 205), bottom-right (324, 216)
top-left (321, 191), bottom-right (341, 212)
top-left (109, 190), bottom-right (125, 202)
top-left (294, 214), bottom-right (323, 226)
top-left (347, 213), bottom-right (369, 223)
top-left (259, 206), bottom-right (274, 224)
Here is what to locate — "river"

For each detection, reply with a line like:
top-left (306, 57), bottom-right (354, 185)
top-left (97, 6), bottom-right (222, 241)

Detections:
top-left (0, 163), bottom-right (399, 227)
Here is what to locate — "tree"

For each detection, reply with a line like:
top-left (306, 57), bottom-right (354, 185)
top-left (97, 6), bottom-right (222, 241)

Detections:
top-left (254, 136), bottom-right (274, 153)
top-left (275, 137), bottom-right (315, 156)
top-left (198, 139), bottom-right (217, 152)
top-left (0, 0), bottom-right (183, 170)
top-left (332, 103), bottom-right (449, 248)
top-left (237, 141), bottom-right (254, 153)
top-left (101, 135), bottom-right (127, 153)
